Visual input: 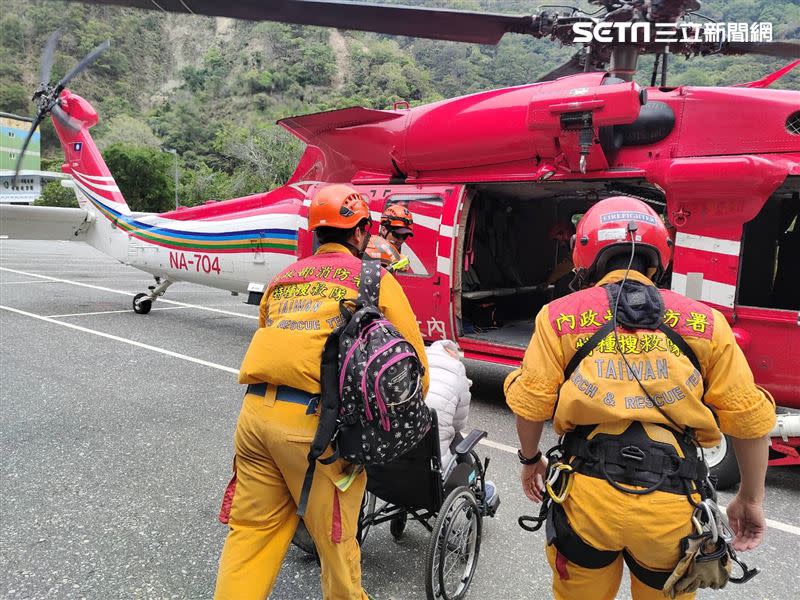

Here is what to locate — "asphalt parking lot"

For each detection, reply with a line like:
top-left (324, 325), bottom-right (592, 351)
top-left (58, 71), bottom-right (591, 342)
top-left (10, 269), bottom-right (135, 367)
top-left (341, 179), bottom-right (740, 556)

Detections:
top-left (2, 240), bottom-right (799, 600)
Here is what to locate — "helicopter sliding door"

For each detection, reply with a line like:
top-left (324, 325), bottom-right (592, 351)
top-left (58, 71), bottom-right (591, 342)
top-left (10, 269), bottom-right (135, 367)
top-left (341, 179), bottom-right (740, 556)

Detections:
top-left (734, 185), bottom-right (800, 408)
top-left (359, 184), bottom-right (461, 343)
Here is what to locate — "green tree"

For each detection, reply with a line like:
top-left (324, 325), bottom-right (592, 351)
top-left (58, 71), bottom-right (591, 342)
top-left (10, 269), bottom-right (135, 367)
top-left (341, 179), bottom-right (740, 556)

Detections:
top-left (103, 143), bottom-right (175, 213)
top-left (35, 180), bottom-right (79, 208)
top-left (214, 125), bottom-right (304, 197)
top-left (179, 162), bottom-right (232, 206)
top-left (0, 82), bottom-right (32, 115)
top-left (97, 114), bottom-right (160, 150)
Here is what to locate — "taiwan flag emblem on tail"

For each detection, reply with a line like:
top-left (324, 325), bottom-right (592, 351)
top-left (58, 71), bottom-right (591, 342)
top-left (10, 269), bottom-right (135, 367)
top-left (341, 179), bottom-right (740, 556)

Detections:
top-left (73, 142), bottom-right (83, 152)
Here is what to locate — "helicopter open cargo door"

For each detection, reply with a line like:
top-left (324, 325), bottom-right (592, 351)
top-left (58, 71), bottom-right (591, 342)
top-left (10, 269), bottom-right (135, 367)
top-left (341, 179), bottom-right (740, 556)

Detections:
top-left (360, 185), bottom-right (462, 344)
top-left (733, 182), bottom-right (800, 408)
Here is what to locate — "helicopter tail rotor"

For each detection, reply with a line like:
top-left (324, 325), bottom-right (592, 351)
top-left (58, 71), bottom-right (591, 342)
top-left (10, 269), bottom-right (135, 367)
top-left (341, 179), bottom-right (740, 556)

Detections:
top-left (13, 31), bottom-right (110, 187)
top-left (39, 28), bottom-right (62, 85)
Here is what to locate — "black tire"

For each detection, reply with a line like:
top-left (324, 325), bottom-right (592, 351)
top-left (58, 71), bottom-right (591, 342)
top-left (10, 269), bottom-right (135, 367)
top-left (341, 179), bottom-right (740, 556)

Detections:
top-left (705, 434), bottom-right (740, 490)
top-left (291, 521), bottom-right (320, 564)
top-left (133, 293), bottom-right (152, 314)
top-left (390, 513), bottom-right (407, 539)
top-left (425, 487), bottom-right (482, 600)
top-left (357, 492), bottom-right (376, 546)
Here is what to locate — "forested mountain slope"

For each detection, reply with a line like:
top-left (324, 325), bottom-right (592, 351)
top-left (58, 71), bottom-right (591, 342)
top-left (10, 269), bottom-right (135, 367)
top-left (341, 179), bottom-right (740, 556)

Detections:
top-left (1, 0), bottom-right (797, 209)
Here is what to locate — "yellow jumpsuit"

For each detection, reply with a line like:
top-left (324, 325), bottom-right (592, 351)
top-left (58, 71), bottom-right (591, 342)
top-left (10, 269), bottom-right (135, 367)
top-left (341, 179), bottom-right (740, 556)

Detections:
top-left (505, 270), bottom-right (776, 600)
top-left (215, 243), bottom-right (428, 600)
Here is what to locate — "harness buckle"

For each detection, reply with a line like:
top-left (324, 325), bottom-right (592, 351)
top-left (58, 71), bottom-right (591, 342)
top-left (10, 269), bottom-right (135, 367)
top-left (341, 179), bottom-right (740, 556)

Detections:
top-left (620, 445), bottom-right (646, 462)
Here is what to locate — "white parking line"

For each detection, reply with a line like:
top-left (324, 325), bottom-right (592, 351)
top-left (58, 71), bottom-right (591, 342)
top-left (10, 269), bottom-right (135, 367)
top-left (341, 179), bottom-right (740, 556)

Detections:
top-left (0, 305), bottom-right (240, 375)
top-left (47, 306), bottom-right (190, 318)
top-left (0, 280), bottom-right (58, 284)
top-left (0, 267), bottom-right (258, 320)
top-left (763, 516), bottom-right (800, 536)
top-left (2, 301), bottom-right (799, 538)
top-left (479, 438), bottom-right (518, 454)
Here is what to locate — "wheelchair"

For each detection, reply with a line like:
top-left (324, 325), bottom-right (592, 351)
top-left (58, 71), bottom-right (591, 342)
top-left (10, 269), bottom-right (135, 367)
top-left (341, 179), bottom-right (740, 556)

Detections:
top-left (292, 410), bottom-right (499, 599)
top-left (292, 411), bottom-right (499, 599)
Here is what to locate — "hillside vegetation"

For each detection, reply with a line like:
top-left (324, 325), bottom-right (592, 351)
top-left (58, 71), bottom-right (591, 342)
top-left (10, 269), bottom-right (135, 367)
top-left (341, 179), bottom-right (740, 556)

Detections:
top-left (2, 0), bottom-right (797, 210)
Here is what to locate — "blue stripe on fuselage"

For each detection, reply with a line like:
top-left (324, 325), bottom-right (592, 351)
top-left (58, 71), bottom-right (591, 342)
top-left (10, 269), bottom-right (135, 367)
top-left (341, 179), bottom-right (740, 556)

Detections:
top-left (76, 179), bottom-right (298, 241)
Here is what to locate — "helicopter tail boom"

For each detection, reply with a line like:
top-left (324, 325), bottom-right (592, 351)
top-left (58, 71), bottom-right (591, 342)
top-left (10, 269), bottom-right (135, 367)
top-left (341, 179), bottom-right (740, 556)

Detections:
top-left (54, 90), bottom-right (132, 217)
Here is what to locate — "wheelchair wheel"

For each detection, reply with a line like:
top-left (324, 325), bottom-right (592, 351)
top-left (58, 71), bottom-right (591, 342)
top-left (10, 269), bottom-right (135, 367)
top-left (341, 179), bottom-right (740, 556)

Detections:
top-left (291, 521), bottom-right (320, 564)
top-left (390, 512), bottom-right (407, 539)
top-left (425, 486), bottom-right (482, 600)
top-left (357, 491), bottom-right (377, 545)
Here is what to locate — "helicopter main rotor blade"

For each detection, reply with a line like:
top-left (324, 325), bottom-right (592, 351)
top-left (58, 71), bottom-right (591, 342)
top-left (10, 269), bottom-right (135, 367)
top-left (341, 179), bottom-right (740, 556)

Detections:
top-left (56, 39), bottom-right (110, 91)
top-left (535, 52), bottom-right (586, 82)
top-left (40, 28), bottom-right (62, 84)
top-left (66, 1), bottom-right (537, 45)
top-left (724, 40), bottom-right (800, 59)
top-left (52, 104), bottom-right (83, 134)
top-left (13, 114), bottom-right (45, 187)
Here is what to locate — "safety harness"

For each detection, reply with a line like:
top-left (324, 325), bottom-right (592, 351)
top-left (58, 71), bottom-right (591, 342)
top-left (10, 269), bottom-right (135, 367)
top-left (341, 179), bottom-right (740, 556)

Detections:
top-left (519, 279), bottom-right (758, 591)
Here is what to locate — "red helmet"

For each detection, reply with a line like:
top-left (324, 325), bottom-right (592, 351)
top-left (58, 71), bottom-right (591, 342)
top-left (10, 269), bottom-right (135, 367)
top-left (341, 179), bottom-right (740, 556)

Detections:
top-left (572, 196), bottom-right (672, 280)
top-left (308, 184), bottom-right (370, 231)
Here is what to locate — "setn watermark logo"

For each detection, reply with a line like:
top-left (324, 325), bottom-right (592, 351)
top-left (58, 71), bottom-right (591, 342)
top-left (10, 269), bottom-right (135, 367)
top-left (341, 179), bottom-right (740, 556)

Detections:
top-left (573, 22), bottom-right (774, 44)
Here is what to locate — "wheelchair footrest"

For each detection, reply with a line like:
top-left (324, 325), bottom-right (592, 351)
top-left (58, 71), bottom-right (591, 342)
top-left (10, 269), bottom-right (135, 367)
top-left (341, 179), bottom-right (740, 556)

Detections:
top-left (485, 491), bottom-right (501, 517)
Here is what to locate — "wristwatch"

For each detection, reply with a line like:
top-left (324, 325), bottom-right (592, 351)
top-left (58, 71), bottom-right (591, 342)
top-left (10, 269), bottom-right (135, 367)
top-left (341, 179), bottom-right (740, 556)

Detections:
top-left (518, 449), bottom-right (542, 465)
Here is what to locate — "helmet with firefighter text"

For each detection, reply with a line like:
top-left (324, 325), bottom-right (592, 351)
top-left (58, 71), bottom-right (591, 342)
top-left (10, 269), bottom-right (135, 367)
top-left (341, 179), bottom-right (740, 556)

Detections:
top-left (572, 196), bottom-right (672, 280)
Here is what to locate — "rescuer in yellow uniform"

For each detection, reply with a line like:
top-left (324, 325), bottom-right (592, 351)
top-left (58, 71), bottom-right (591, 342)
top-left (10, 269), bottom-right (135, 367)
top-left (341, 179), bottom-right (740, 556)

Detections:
top-left (365, 204), bottom-right (414, 271)
top-left (505, 197), bottom-right (775, 600)
top-left (214, 184), bottom-right (428, 600)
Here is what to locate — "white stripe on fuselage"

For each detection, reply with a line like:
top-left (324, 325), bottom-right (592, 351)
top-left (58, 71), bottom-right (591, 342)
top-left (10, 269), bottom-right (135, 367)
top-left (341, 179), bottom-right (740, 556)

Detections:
top-left (71, 171), bottom-right (116, 183)
top-left (132, 212), bottom-right (309, 234)
top-left (71, 170), bottom-right (121, 193)
top-left (674, 232), bottom-right (741, 256)
top-left (671, 272), bottom-right (736, 308)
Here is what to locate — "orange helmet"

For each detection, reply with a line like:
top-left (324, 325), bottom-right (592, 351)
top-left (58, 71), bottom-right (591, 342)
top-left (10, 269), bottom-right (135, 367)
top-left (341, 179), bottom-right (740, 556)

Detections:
top-left (308, 184), bottom-right (370, 231)
top-left (380, 204), bottom-right (414, 236)
top-left (572, 196), bottom-right (672, 280)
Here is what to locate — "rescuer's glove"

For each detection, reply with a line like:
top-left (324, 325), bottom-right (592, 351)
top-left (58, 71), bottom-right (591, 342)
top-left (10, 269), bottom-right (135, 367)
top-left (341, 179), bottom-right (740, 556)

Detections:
top-left (662, 533), bottom-right (732, 598)
top-left (388, 256), bottom-right (410, 273)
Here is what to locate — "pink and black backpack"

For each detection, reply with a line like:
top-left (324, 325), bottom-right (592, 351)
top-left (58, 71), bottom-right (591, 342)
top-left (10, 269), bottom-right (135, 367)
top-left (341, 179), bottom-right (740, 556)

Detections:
top-left (298, 258), bottom-right (430, 515)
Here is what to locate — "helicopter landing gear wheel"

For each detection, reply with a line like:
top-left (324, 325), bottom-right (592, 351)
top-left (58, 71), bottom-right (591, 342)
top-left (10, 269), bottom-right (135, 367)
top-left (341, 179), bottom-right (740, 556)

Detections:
top-left (133, 293), bottom-right (152, 314)
top-left (132, 277), bottom-right (173, 315)
top-left (705, 434), bottom-right (740, 490)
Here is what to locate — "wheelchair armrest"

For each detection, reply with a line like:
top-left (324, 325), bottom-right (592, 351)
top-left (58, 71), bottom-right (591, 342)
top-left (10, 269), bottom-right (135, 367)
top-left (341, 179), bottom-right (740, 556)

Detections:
top-left (454, 429), bottom-right (488, 455)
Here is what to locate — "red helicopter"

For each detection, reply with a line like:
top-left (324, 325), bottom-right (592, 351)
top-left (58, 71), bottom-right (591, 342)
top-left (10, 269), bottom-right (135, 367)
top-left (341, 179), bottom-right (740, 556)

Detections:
top-left (3, 0), bottom-right (799, 484)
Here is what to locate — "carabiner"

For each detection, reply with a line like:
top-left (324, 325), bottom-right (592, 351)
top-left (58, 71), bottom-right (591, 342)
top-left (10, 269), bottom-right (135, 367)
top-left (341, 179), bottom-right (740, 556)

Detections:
top-left (695, 501), bottom-right (719, 545)
top-left (545, 462), bottom-right (574, 504)
top-left (704, 499), bottom-right (734, 543)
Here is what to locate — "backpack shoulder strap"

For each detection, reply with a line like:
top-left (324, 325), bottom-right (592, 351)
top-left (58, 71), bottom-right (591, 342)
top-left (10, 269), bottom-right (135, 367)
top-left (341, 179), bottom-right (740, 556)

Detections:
top-left (657, 323), bottom-right (702, 374)
top-left (358, 257), bottom-right (381, 307)
top-left (564, 321), bottom-right (615, 381)
top-left (296, 328), bottom-right (342, 517)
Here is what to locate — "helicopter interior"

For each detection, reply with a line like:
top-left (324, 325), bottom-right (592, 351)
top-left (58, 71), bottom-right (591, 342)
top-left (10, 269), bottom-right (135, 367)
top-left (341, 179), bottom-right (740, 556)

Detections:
top-left (738, 185), bottom-right (800, 312)
top-left (455, 181), bottom-right (669, 347)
